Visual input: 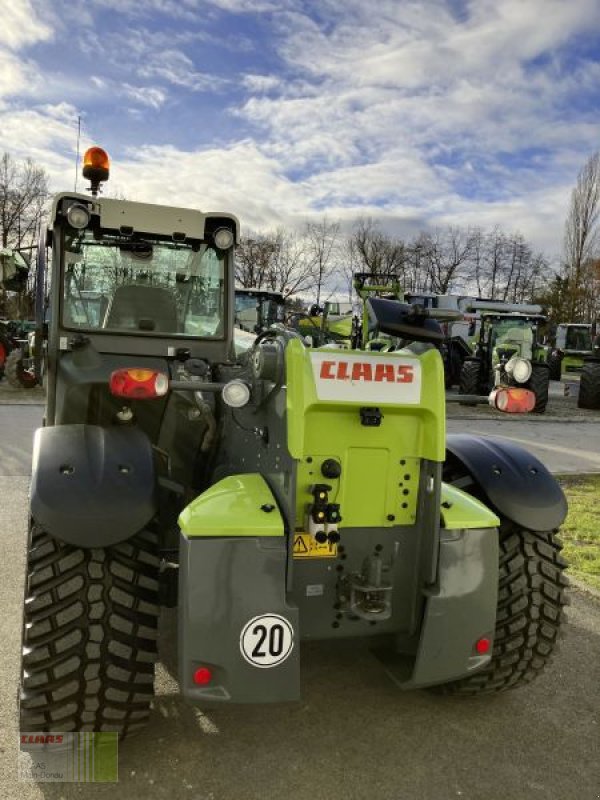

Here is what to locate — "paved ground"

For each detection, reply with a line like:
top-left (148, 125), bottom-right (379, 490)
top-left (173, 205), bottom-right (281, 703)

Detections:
top-left (446, 418), bottom-right (600, 473)
top-left (0, 406), bottom-right (599, 798)
top-left (2, 401), bottom-right (598, 477)
top-left (0, 405), bottom-right (42, 475)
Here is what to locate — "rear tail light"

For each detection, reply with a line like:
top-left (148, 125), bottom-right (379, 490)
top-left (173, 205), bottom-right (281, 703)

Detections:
top-left (475, 637), bottom-right (491, 655)
top-left (489, 387), bottom-right (535, 413)
top-left (109, 368), bottom-right (169, 399)
top-left (193, 666), bottom-right (213, 685)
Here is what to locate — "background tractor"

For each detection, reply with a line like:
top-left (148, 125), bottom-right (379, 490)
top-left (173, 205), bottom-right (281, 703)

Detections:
top-left (290, 300), bottom-right (354, 346)
top-left (404, 293), bottom-right (542, 388)
top-left (459, 312), bottom-right (551, 412)
top-left (0, 319), bottom-right (37, 387)
top-left (11, 148), bottom-right (568, 740)
top-left (234, 287), bottom-right (285, 333)
top-left (548, 323), bottom-right (595, 380)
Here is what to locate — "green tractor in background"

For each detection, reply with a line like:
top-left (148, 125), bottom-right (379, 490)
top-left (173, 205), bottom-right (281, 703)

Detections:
top-left (548, 323), bottom-right (594, 380)
top-left (234, 287), bottom-right (285, 334)
top-left (546, 322), bottom-right (600, 409)
top-left (10, 148), bottom-right (568, 741)
top-left (3, 320), bottom-right (40, 388)
top-left (0, 250), bottom-right (33, 382)
top-left (459, 312), bottom-right (551, 413)
top-left (352, 274), bottom-right (468, 383)
top-left (290, 300), bottom-right (354, 346)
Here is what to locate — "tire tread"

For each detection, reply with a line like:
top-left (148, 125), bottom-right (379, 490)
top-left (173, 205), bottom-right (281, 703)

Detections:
top-left (435, 524), bottom-right (568, 695)
top-left (20, 526), bottom-right (159, 736)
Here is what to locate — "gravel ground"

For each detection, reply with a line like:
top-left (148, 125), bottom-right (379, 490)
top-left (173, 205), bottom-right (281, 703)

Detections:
top-left (2, 376), bottom-right (598, 420)
top-left (448, 379), bottom-right (599, 421)
top-left (0, 380), bottom-right (45, 405)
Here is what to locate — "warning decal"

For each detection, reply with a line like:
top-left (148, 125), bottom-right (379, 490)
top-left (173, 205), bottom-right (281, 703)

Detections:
top-left (293, 533), bottom-right (337, 559)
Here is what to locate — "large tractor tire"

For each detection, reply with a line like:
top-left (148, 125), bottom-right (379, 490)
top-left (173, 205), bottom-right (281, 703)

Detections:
top-left (19, 525), bottom-right (159, 738)
top-left (436, 521), bottom-right (568, 695)
top-left (5, 348), bottom-right (37, 389)
top-left (459, 359), bottom-right (483, 402)
top-left (547, 353), bottom-right (562, 381)
top-left (577, 361), bottom-right (600, 409)
top-left (527, 363), bottom-right (549, 413)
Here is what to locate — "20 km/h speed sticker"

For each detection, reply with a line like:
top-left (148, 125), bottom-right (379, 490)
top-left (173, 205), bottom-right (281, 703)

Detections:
top-left (240, 614), bottom-right (294, 668)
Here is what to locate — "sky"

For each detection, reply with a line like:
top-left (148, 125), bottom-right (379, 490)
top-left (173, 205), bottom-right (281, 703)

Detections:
top-left (2, 0), bottom-right (600, 261)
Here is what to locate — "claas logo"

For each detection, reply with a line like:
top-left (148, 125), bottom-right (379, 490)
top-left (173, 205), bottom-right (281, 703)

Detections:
top-left (21, 734), bottom-right (65, 745)
top-left (319, 360), bottom-right (414, 383)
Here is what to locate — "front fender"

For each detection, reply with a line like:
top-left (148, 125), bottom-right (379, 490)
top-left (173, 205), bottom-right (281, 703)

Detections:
top-left (446, 433), bottom-right (567, 531)
top-left (30, 424), bottom-right (157, 547)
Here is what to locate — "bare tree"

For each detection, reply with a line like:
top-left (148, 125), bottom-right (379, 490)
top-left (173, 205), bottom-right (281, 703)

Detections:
top-left (481, 226), bottom-right (507, 299)
top-left (563, 151), bottom-right (600, 320)
top-left (304, 217), bottom-right (340, 305)
top-left (419, 226), bottom-right (475, 294)
top-left (235, 233), bottom-right (278, 289)
top-left (349, 217), bottom-right (406, 276)
top-left (266, 228), bottom-right (317, 298)
top-left (0, 153), bottom-right (48, 249)
top-left (337, 233), bottom-right (363, 301)
top-left (0, 153), bottom-right (49, 317)
top-left (235, 229), bottom-right (319, 298)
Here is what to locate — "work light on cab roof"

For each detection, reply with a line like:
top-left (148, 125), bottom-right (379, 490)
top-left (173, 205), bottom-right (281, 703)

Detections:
top-left (82, 146), bottom-right (110, 196)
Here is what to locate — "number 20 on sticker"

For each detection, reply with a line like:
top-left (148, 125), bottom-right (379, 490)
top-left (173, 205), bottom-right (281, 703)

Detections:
top-left (240, 614), bottom-right (295, 668)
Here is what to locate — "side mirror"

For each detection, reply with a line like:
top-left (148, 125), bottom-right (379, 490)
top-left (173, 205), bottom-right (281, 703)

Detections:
top-left (0, 249), bottom-right (29, 291)
top-left (467, 320), bottom-right (476, 337)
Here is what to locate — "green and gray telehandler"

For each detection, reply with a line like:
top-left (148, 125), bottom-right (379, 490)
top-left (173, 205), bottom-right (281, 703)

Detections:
top-left (11, 148), bottom-right (568, 739)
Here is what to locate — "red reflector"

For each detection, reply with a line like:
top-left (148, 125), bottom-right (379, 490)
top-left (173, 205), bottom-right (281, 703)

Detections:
top-left (109, 368), bottom-right (169, 399)
top-left (193, 666), bottom-right (213, 685)
top-left (489, 387), bottom-right (535, 414)
top-left (475, 637), bottom-right (491, 655)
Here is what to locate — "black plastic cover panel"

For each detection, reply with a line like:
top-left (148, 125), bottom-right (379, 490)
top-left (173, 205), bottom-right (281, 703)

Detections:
top-left (446, 433), bottom-right (568, 531)
top-left (367, 297), bottom-right (445, 343)
top-left (30, 424), bottom-right (156, 547)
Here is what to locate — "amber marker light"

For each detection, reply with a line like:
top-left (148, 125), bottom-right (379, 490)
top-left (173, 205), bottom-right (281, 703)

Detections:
top-left (109, 368), bottom-right (169, 400)
top-left (489, 387), bottom-right (536, 414)
top-left (82, 146), bottom-right (110, 194)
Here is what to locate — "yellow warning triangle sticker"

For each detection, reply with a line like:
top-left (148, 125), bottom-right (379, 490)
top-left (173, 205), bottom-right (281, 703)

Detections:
top-left (293, 535), bottom-right (309, 554)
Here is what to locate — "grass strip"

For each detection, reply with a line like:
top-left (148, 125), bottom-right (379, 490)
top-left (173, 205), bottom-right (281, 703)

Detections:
top-left (558, 475), bottom-right (600, 591)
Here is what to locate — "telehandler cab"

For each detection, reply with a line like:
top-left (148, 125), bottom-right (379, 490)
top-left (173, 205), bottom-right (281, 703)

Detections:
top-left (13, 148), bottom-right (568, 738)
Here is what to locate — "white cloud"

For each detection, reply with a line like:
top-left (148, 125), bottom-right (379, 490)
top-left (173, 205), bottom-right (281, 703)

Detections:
top-left (121, 84), bottom-right (167, 109)
top-left (138, 51), bottom-right (227, 92)
top-left (206, 0), bottom-right (297, 11)
top-left (0, 102), bottom-right (81, 185)
top-left (0, 51), bottom-right (42, 98)
top-left (0, 0), bottom-right (598, 264)
top-left (0, 1), bottom-right (53, 101)
top-left (114, 141), bottom-right (306, 229)
top-left (90, 0), bottom-right (205, 22)
top-left (242, 74), bottom-right (282, 93)
top-left (0, 0), bottom-right (53, 50)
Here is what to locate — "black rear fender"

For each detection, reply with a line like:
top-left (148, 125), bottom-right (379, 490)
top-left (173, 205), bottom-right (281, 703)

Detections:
top-left (445, 434), bottom-right (567, 531)
top-left (30, 424), bottom-right (157, 547)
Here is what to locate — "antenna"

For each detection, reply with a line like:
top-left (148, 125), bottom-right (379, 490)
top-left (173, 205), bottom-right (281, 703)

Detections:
top-left (74, 115), bottom-right (81, 192)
